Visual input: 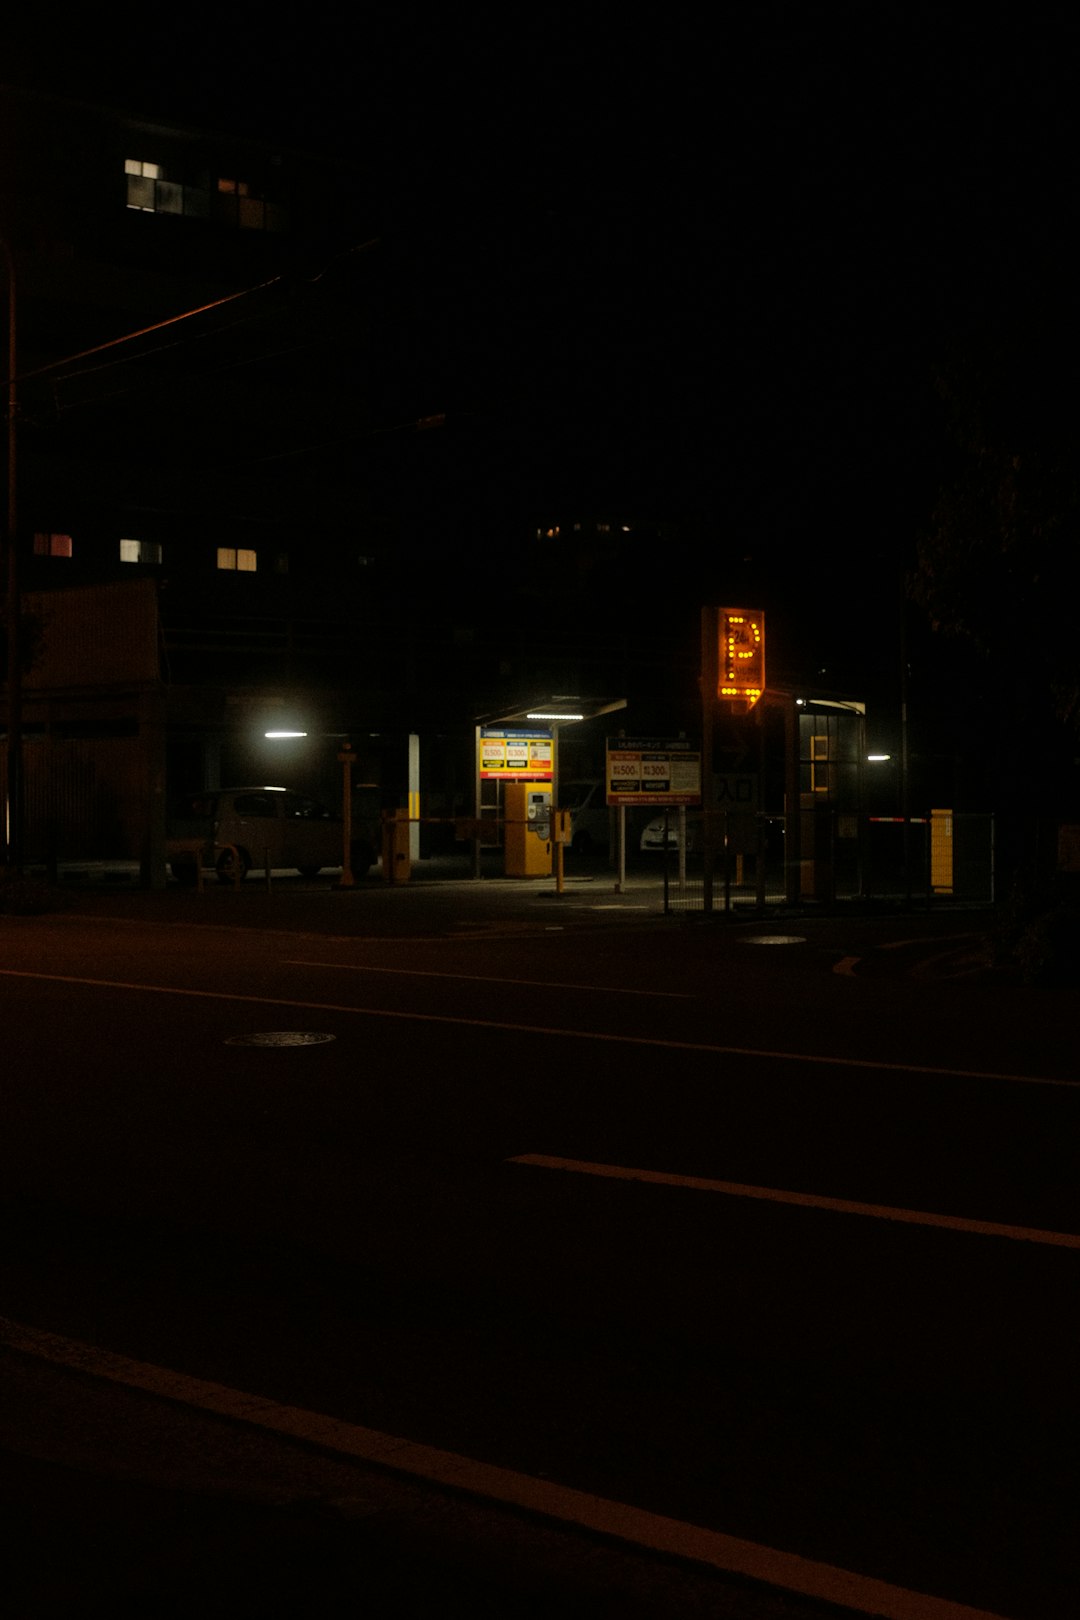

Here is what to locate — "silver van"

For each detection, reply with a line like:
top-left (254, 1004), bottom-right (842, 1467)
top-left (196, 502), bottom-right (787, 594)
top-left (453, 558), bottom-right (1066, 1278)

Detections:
top-left (168, 786), bottom-right (378, 882)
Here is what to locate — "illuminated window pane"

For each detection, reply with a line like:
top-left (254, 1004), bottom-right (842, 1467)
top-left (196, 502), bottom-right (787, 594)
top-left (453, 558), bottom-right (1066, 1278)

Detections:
top-left (33, 532), bottom-right (72, 558)
top-left (217, 547), bottom-right (257, 572)
top-left (120, 539), bottom-right (162, 564)
top-left (126, 175), bottom-right (156, 211)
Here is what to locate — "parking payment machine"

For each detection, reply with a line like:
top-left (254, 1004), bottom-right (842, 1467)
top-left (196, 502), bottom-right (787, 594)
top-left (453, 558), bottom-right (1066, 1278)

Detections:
top-left (504, 782), bottom-right (553, 877)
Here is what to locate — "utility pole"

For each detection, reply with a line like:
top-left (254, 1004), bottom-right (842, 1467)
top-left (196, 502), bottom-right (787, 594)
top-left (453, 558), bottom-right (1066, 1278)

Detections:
top-left (2, 236), bottom-right (20, 870)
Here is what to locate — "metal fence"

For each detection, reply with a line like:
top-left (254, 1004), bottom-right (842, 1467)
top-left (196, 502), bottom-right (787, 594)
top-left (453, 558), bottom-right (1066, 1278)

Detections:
top-left (658, 810), bottom-right (995, 914)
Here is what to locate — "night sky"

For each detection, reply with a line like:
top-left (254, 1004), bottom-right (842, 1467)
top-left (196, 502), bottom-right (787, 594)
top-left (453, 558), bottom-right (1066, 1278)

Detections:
top-left (6, 9), bottom-right (1080, 705)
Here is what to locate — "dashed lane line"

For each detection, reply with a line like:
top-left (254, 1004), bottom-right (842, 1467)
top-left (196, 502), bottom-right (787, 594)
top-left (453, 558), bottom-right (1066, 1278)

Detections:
top-left (507, 1155), bottom-right (1080, 1250)
top-left (0, 1316), bottom-right (1009, 1620)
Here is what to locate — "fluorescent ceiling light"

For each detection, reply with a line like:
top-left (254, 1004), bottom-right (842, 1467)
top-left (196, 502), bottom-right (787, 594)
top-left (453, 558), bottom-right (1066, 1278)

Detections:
top-left (526, 712), bottom-right (584, 721)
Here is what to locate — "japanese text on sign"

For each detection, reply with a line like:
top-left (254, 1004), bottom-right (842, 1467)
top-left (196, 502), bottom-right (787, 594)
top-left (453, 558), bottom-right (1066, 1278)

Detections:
top-left (605, 739), bottom-right (701, 806)
top-left (479, 728), bottom-right (553, 780)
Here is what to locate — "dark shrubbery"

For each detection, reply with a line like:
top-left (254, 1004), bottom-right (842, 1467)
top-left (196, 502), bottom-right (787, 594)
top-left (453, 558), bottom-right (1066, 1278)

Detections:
top-left (991, 869), bottom-right (1080, 986)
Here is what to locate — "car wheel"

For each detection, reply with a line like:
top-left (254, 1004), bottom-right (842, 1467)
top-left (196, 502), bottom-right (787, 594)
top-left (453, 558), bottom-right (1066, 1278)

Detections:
top-left (215, 847), bottom-right (250, 883)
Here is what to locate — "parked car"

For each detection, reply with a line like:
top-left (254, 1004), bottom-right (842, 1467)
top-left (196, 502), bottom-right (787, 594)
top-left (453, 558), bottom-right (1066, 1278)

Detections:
top-left (639, 810), bottom-right (786, 864)
top-left (639, 809), bottom-right (702, 853)
top-left (167, 786), bottom-right (378, 883)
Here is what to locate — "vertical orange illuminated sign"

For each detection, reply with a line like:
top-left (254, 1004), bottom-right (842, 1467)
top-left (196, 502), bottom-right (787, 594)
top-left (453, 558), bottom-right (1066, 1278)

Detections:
top-left (718, 608), bottom-right (765, 704)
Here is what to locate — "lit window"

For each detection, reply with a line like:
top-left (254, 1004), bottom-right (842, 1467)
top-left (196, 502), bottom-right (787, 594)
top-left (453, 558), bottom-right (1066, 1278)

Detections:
top-left (125, 159), bottom-right (163, 211)
top-left (217, 547), bottom-right (257, 572)
top-left (127, 161), bottom-right (284, 230)
top-left (120, 539), bottom-right (163, 564)
top-left (810, 734), bottom-right (830, 793)
top-left (33, 532), bottom-right (72, 558)
top-left (215, 177), bottom-right (269, 230)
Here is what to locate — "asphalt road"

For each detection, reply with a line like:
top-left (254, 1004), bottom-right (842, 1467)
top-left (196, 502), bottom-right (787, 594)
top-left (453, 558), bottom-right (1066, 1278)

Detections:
top-left (1, 877), bottom-right (1077, 1618)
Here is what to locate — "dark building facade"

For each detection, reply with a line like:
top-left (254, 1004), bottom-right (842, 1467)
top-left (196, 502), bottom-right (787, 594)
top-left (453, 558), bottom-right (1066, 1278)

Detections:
top-left (2, 85), bottom-right (712, 874)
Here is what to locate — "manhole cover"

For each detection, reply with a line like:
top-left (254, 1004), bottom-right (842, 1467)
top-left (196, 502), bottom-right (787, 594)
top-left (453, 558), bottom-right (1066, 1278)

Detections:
top-left (740, 934), bottom-right (807, 946)
top-left (225, 1031), bottom-right (337, 1047)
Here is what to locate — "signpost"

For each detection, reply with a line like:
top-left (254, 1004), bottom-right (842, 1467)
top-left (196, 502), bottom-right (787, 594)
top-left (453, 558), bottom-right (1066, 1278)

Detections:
top-left (605, 738), bottom-right (701, 888)
top-left (718, 607), bottom-right (765, 708)
top-left (605, 738), bottom-right (701, 806)
top-left (478, 728), bottom-right (553, 781)
top-left (702, 606), bottom-right (767, 913)
top-left (336, 740), bottom-right (357, 888)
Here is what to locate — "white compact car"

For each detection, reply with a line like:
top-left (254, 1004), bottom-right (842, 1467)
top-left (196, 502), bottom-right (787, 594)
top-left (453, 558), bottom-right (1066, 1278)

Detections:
top-left (639, 809), bottom-right (702, 853)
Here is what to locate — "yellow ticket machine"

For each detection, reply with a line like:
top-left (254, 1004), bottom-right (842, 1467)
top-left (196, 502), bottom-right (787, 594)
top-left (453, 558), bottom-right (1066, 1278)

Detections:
top-left (504, 782), bottom-right (552, 877)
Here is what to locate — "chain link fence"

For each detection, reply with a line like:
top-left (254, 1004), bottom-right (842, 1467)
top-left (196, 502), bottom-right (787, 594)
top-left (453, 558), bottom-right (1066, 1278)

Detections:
top-left (657, 809), bottom-right (995, 913)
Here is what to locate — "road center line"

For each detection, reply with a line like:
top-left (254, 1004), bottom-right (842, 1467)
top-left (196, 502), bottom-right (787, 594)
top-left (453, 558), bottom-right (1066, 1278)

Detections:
top-left (0, 1315), bottom-right (1008, 1620)
top-left (507, 1155), bottom-right (1080, 1249)
top-left (0, 967), bottom-right (1074, 1089)
top-left (284, 959), bottom-right (691, 998)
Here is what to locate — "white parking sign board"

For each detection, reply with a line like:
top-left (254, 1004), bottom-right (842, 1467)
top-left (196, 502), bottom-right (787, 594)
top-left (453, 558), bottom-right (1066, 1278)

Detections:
top-left (606, 739), bottom-right (701, 806)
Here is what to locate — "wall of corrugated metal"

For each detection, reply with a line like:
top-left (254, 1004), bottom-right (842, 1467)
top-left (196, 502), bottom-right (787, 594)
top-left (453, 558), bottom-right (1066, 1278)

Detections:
top-left (1, 582), bottom-right (163, 864)
top-left (2, 736), bottom-right (149, 861)
top-left (24, 580), bottom-right (159, 690)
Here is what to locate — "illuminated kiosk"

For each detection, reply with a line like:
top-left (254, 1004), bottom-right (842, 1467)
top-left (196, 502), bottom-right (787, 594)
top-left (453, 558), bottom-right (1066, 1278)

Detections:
top-left (473, 697), bottom-right (626, 879)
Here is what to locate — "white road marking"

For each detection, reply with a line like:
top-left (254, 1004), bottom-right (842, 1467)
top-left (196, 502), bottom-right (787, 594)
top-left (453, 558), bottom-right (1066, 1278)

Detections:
top-left (284, 959), bottom-right (691, 998)
top-left (0, 1315), bottom-right (1009, 1620)
top-left (507, 1155), bottom-right (1080, 1250)
top-left (0, 968), bottom-right (1075, 1089)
